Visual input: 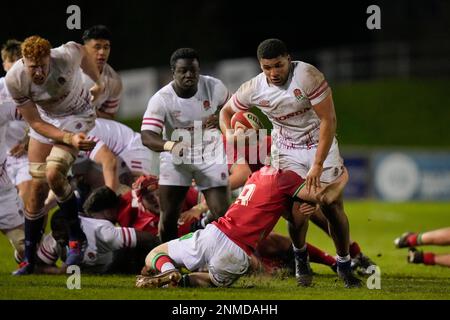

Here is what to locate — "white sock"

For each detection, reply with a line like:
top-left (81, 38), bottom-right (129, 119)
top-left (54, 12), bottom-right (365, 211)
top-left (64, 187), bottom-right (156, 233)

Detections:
top-left (161, 262), bottom-right (176, 273)
top-left (337, 255), bottom-right (351, 264)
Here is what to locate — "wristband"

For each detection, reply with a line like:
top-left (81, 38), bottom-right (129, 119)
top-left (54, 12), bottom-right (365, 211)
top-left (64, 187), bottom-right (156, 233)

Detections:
top-left (62, 132), bottom-right (74, 146)
top-left (163, 141), bottom-right (177, 152)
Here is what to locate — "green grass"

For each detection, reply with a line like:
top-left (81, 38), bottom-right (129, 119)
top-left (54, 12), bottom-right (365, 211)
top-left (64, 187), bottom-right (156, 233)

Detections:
top-left (1, 201), bottom-right (450, 300)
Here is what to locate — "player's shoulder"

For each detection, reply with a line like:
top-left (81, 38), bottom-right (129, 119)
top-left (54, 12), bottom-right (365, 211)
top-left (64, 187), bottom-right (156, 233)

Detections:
top-left (293, 61), bottom-right (324, 79)
top-left (200, 75), bottom-right (224, 86)
top-left (151, 82), bottom-right (176, 104)
top-left (238, 72), bottom-right (266, 94)
top-left (52, 41), bottom-right (81, 57)
top-left (4, 60), bottom-right (27, 89)
top-left (104, 64), bottom-right (122, 83)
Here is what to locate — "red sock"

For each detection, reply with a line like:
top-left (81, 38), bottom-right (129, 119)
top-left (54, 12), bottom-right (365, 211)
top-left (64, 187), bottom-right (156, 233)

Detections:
top-left (307, 243), bottom-right (336, 267)
top-left (349, 242), bottom-right (361, 258)
top-left (423, 252), bottom-right (436, 265)
top-left (153, 254), bottom-right (175, 272)
top-left (407, 234), bottom-right (419, 247)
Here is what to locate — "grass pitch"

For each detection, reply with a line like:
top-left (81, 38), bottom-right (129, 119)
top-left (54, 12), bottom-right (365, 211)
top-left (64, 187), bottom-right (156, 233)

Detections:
top-left (1, 201), bottom-right (449, 300)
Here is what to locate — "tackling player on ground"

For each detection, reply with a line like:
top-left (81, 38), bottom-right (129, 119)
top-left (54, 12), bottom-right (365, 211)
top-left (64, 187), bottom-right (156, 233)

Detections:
top-left (136, 166), bottom-right (347, 288)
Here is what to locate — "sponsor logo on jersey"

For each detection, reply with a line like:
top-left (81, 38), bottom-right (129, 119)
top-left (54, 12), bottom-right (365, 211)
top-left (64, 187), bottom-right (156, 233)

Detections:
top-left (259, 100), bottom-right (270, 107)
top-left (294, 89), bottom-right (306, 101)
top-left (203, 100), bottom-right (211, 110)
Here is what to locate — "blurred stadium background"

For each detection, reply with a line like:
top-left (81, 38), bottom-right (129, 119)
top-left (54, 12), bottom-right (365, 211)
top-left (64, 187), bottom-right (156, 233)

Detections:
top-left (0, 0), bottom-right (449, 299)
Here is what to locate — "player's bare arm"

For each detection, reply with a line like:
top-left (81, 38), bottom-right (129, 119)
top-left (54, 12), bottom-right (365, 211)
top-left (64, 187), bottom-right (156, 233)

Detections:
top-left (18, 102), bottom-right (96, 151)
top-left (141, 129), bottom-right (186, 156)
top-left (219, 103), bottom-right (235, 135)
top-left (92, 145), bottom-right (119, 191)
top-left (308, 94), bottom-right (337, 193)
top-left (229, 162), bottom-right (252, 190)
top-left (79, 45), bottom-right (105, 103)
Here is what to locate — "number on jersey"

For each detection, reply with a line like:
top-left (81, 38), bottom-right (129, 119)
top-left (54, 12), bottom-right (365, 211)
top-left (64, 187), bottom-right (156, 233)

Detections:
top-left (234, 184), bottom-right (256, 206)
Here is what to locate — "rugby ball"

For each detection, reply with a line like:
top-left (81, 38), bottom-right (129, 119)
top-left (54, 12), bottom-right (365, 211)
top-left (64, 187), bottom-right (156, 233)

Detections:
top-left (230, 111), bottom-right (263, 131)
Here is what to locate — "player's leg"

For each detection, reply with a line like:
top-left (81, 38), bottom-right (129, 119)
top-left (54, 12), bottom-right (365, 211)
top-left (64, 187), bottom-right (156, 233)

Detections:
top-left (2, 225), bottom-right (25, 263)
top-left (193, 159), bottom-right (230, 228)
top-left (14, 138), bottom-right (52, 274)
top-left (299, 163), bottom-right (362, 288)
top-left (408, 248), bottom-right (450, 268)
top-left (45, 144), bottom-right (85, 265)
top-left (285, 202), bottom-right (313, 286)
top-left (395, 228), bottom-right (450, 248)
top-left (202, 186), bottom-right (230, 224)
top-left (158, 185), bottom-right (190, 242)
top-left (0, 184), bottom-right (25, 265)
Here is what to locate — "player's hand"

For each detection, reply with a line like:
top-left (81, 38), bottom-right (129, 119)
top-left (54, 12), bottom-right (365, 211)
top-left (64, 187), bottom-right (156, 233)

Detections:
top-left (9, 142), bottom-right (28, 158)
top-left (306, 163), bottom-right (323, 194)
top-left (170, 141), bottom-right (191, 165)
top-left (299, 202), bottom-right (317, 216)
top-left (89, 81), bottom-right (105, 104)
top-left (204, 114), bottom-right (219, 129)
top-left (179, 205), bottom-right (206, 225)
top-left (71, 133), bottom-right (97, 151)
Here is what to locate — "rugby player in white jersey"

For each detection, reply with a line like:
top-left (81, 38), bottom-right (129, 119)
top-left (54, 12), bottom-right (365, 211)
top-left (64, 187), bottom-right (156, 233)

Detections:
top-left (5, 36), bottom-right (104, 275)
top-left (0, 79), bottom-right (25, 265)
top-left (220, 39), bottom-right (361, 288)
top-left (72, 118), bottom-right (160, 194)
top-left (141, 48), bottom-right (231, 242)
top-left (82, 25), bottom-right (123, 120)
top-left (1, 40), bottom-right (32, 202)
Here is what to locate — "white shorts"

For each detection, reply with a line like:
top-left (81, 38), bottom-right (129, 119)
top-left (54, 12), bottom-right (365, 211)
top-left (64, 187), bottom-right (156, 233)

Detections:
top-left (0, 183), bottom-right (24, 231)
top-left (271, 138), bottom-right (344, 183)
top-left (168, 224), bottom-right (249, 287)
top-left (6, 155), bottom-right (31, 186)
top-left (30, 110), bottom-right (96, 145)
top-left (119, 136), bottom-right (160, 176)
top-left (159, 144), bottom-right (229, 191)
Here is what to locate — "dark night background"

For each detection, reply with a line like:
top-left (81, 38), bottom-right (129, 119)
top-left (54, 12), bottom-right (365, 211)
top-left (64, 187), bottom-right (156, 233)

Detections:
top-left (1, 0), bottom-right (449, 72)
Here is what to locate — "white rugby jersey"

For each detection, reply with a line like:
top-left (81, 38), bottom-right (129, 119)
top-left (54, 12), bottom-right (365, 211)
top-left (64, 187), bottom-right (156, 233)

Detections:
top-left (1, 77), bottom-right (28, 150)
top-left (5, 42), bottom-right (94, 119)
top-left (84, 118), bottom-right (140, 158)
top-left (230, 61), bottom-right (331, 149)
top-left (0, 88), bottom-right (21, 186)
top-left (142, 75), bottom-right (230, 153)
top-left (5, 120), bottom-right (28, 151)
top-left (37, 217), bottom-right (136, 272)
top-left (82, 63), bottom-right (122, 115)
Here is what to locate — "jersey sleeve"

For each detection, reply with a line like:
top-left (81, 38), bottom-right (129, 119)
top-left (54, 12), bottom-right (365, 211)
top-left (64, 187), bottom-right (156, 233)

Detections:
top-left (277, 170), bottom-right (305, 198)
top-left (5, 69), bottom-right (31, 106)
top-left (99, 72), bottom-right (123, 114)
top-left (141, 94), bottom-right (166, 135)
top-left (85, 135), bottom-right (106, 160)
top-left (230, 79), bottom-right (256, 113)
top-left (37, 234), bottom-right (60, 265)
top-left (60, 41), bottom-right (84, 68)
top-left (0, 102), bottom-right (20, 123)
top-left (214, 78), bottom-right (231, 107)
top-left (300, 64), bottom-right (331, 106)
top-left (96, 224), bottom-right (137, 250)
